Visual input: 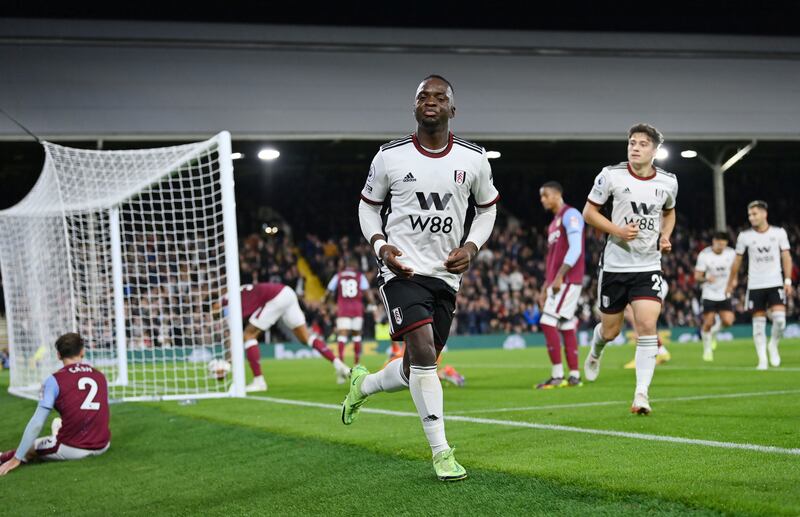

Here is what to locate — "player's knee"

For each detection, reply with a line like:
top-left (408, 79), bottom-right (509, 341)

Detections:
top-left (721, 313), bottom-right (735, 327)
top-left (600, 320), bottom-right (622, 341)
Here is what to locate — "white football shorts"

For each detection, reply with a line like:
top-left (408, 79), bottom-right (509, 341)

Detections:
top-left (249, 286), bottom-right (306, 331)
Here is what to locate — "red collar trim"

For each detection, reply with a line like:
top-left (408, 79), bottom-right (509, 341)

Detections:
top-left (627, 162), bottom-right (657, 181)
top-left (412, 132), bottom-right (453, 158)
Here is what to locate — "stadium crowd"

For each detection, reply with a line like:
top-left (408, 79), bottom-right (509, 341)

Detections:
top-left (288, 220), bottom-right (800, 338)
top-left (111, 214), bottom-right (800, 348)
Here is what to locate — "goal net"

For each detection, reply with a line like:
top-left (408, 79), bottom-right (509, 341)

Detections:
top-left (0, 132), bottom-right (245, 401)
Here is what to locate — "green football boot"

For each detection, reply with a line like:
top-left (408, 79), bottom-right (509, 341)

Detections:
top-left (432, 448), bottom-right (468, 482)
top-left (341, 365), bottom-right (369, 425)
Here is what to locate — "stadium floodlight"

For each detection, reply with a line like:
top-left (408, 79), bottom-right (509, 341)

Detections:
top-left (231, 152), bottom-right (244, 160)
top-left (680, 140), bottom-right (757, 231)
top-left (655, 148), bottom-right (669, 160)
top-left (486, 150), bottom-right (501, 159)
top-left (258, 149), bottom-right (280, 160)
top-left (0, 132), bottom-right (246, 401)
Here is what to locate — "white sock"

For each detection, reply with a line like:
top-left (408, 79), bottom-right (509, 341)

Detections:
top-left (590, 323), bottom-right (609, 358)
top-left (360, 358), bottom-right (409, 395)
top-left (635, 335), bottom-right (659, 396)
top-left (769, 311), bottom-right (786, 347)
top-left (710, 316), bottom-right (722, 335)
top-left (701, 331), bottom-right (712, 355)
top-left (569, 369), bottom-right (580, 378)
top-left (332, 358), bottom-right (350, 377)
top-left (244, 338), bottom-right (258, 349)
top-left (409, 365), bottom-right (449, 456)
top-left (252, 374), bottom-right (264, 383)
top-left (551, 363), bottom-right (564, 379)
top-left (753, 316), bottom-right (768, 365)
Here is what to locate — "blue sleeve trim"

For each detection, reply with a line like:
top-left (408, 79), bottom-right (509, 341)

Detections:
top-left (39, 376), bottom-right (59, 410)
top-left (327, 275), bottom-right (338, 292)
top-left (563, 208), bottom-right (585, 235)
top-left (563, 219), bottom-right (584, 267)
top-left (15, 406), bottom-right (51, 461)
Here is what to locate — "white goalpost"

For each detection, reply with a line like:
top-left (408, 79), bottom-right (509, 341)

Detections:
top-left (0, 132), bottom-right (246, 401)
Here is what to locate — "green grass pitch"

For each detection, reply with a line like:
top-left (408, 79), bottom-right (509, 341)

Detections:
top-left (1, 338), bottom-right (799, 516)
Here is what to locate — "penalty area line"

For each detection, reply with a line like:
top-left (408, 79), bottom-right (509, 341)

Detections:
top-left (247, 395), bottom-right (800, 456)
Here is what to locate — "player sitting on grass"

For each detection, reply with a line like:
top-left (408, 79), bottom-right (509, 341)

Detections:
top-left (0, 333), bottom-right (110, 476)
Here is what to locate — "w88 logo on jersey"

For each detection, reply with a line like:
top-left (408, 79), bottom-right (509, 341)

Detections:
top-left (409, 215), bottom-right (453, 233)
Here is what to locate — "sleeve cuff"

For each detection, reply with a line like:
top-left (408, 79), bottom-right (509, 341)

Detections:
top-left (586, 198), bottom-right (603, 207)
top-left (360, 194), bottom-right (384, 206)
top-left (475, 194), bottom-right (500, 208)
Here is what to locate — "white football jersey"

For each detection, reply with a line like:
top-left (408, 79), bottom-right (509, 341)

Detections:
top-left (360, 133), bottom-right (500, 291)
top-left (695, 246), bottom-right (736, 301)
top-left (587, 162), bottom-right (678, 273)
top-left (734, 226), bottom-right (790, 289)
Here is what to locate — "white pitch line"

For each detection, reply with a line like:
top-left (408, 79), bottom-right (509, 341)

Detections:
top-left (451, 388), bottom-right (800, 414)
top-left (247, 395), bottom-right (800, 456)
top-left (450, 364), bottom-right (800, 372)
top-left (664, 367), bottom-right (800, 372)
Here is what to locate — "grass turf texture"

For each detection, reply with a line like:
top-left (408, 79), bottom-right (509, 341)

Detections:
top-left (1, 338), bottom-right (798, 516)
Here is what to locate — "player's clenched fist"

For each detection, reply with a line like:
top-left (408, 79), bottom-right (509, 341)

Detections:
top-left (659, 235), bottom-right (672, 253)
top-left (379, 244), bottom-right (414, 278)
top-left (617, 222), bottom-right (639, 241)
top-left (444, 243), bottom-right (477, 274)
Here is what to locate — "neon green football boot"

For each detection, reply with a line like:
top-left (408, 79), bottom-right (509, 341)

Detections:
top-left (433, 448), bottom-right (468, 482)
top-left (341, 365), bottom-right (369, 425)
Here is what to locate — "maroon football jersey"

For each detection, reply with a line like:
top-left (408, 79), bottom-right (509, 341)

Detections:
top-left (335, 270), bottom-right (366, 318)
top-left (545, 204), bottom-right (585, 285)
top-left (52, 363), bottom-right (110, 450)
top-left (238, 283), bottom-right (286, 319)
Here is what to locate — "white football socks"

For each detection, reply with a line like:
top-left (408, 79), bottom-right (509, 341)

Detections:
top-left (753, 316), bottom-right (768, 367)
top-left (360, 358), bottom-right (408, 396)
top-left (710, 316), bottom-right (722, 336)
top-left (768, 311), bottom-right (786, 366)
top-left (409, 365), bottom-right (449, 456)
top-left (332, 358), bottom-right (350, 377)
top-left (590, 323), bottom-right (609, 359)
top-left (635, 335), bottom-right (659, 396)
top-left (701, 330), bottom-right (713, 355)
top-left (551, 363), bottom-right (564, 379)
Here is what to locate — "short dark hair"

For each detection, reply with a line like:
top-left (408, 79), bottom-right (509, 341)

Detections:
top-left (747, 200), bottom-right (768, 211)
top-left (55, 332), bottom-right (84, 359)
top-left (628, 123), bottom-right (664, 146)
top-left (422, 74), bottom-right (455, 95)
top-left (712, 231), bottom-right (730, 241)
top-left (540, 181), bottom-right (563, 193)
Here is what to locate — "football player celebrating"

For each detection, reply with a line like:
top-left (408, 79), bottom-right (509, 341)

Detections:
top-left (582, 123), bottom-right (678, 415)
top-left (343, 75), bottom-right (498, 481)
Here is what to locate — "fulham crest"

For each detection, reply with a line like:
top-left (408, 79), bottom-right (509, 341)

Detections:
top-left (454, 170), bottom-right (465, 185)
top-left (392, 307), bottom-right (403, 325)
